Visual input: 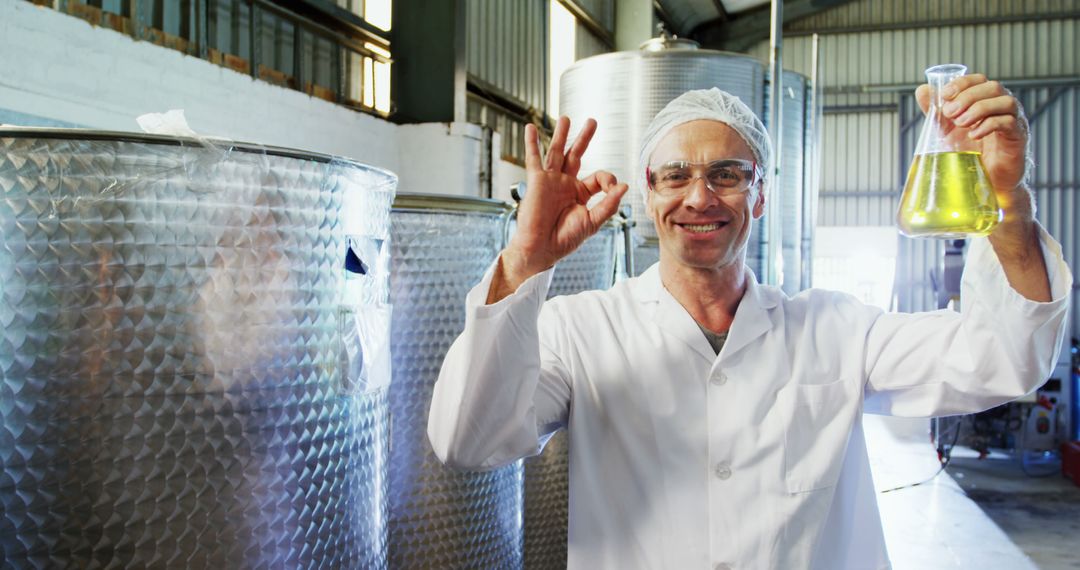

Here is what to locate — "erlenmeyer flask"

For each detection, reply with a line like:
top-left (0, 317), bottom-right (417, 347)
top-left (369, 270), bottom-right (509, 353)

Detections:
top-left (897, 64), bottom-right (1002, 238)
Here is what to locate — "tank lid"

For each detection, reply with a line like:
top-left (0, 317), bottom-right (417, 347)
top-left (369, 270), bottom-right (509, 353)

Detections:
top-left (639, 23), bottom-right (700, 52)
top-left (639, 36), bottom-right (700, 52)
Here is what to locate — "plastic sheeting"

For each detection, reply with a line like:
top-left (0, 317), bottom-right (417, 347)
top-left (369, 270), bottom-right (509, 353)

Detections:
top-left (0, 128), bottom-right (396, 568)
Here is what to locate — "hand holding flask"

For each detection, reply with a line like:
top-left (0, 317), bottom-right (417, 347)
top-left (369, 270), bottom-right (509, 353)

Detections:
top-left (897, 64), bottom-right (1005, 238)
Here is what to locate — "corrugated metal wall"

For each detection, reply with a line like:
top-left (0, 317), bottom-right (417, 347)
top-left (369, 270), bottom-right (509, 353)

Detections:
top-left (465, 0), bottom-right (613, 164)
top-left (1025, 85), bottom-right (1080, 340)
top-left (751, 20), bottom-right (1080, 107)
top-left (748, 2), bottom-right (1079, 328)
top-left (789, 0), bottom-right (1080, 32)
top-left (576, 22), bottom-right (610, 59)
top-left (466, 0), bottom-right (548, 111)
top-left (465, 0), bottom-right (614, 112)
top-left (573, 0), bottom-right (615, 32)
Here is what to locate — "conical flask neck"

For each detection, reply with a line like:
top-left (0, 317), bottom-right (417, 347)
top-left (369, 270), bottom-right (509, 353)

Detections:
top-left (925, 63), bottom-right (967, 106)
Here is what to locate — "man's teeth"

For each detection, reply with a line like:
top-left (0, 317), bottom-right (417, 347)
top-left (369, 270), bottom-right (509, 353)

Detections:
top-left (682, 223), bottom-right (722, 233)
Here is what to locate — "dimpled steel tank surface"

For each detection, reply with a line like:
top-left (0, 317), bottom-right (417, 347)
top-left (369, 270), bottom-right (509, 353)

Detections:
top-left (523, 223), bottom-right (619, 570)
top-left (0, 130), bottom-right (396, 569)
top-left (387, 195), bottom-right (525, 569)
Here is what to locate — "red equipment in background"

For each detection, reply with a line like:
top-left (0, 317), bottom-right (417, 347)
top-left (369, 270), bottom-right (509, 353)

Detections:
top-left (1063, 441), bottom-right (1080, 487)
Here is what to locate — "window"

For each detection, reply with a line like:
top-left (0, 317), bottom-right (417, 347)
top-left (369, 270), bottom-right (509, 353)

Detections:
top-left (813, 227), bottom-right (898, 311)
top-left (548, 0), bottom-right (577, 119)
top-left (44, 0), bottom-right (393, 117)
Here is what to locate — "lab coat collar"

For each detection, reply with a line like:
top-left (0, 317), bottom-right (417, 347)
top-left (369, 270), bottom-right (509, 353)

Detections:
top-left (632, 263), bottom-right (779, 363)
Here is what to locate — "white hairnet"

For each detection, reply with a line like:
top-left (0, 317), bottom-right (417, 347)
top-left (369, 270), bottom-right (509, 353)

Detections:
top-left (637, 87), bottom-right (772, 203)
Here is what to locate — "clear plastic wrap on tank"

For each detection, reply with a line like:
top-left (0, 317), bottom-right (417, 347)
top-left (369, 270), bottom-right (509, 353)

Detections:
top-left (0, 128), bottom-right (397, 569)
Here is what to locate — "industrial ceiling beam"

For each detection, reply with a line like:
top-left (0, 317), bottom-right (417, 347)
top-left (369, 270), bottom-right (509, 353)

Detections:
top-left (709, 0), bottom-right (731, 23)
top-left (691, 0), bottom-right (857, 52)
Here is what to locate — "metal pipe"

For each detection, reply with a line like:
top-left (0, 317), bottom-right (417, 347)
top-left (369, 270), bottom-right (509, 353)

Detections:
top-left (784, 11), bottom-right (1080, 38)
top-left (765, 0), bottom-right (783, 287)
top-left (823, 104), bottom-right (897, 114)
top-left (825, 75), bottom-right (1080, 95)
top-left (453, 0), bottom-right (468, 123)
top-left (802, 32), bottom-right (821, 291)
top-left (621, 209), bottom-right (636, 279)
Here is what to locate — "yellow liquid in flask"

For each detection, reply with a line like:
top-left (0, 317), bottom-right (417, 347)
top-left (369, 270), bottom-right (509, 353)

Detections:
top-left (897, 151), bottom-right (1002, 238)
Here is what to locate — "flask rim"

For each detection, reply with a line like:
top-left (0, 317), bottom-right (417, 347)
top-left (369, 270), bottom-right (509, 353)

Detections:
top-left (924, 63), bottom-right (968, 79)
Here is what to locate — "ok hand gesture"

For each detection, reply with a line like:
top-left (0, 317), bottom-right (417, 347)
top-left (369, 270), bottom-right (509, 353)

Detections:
top-left (488, 116), bottom-right (628, 303)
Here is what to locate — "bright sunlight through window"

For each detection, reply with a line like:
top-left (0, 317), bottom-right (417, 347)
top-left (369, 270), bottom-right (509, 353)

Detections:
top-left (548, 1), bottom-right (576, 119)
top-left (365, 0), bottom-right (392, 31)
top-left (363, 42), bottom-right (392, 113)
top-left (813, 227), bottom-right (898, 311)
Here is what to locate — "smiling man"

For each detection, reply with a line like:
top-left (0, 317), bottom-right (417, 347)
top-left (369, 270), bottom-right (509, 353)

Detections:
top-left (427, 85), bottom-right (1071, 569)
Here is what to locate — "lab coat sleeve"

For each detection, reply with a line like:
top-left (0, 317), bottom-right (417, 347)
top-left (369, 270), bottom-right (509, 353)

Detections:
top-left (863, 224), bottom-right (1072, 417)
top-left (427, 256), bottom-right (573, 471)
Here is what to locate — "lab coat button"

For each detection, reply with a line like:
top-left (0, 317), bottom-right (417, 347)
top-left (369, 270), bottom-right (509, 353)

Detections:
top-left (714, 563), bottom-right (733, 570)
top-left (710, 372), bottom-right (728, 386)
top-left (713, 463), bottom-right (732, 480)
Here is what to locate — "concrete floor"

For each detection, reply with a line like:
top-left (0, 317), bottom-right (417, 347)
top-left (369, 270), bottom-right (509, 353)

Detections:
top-left (864, 415), bottom-right (1080, 569)
top-left (866, 415), bottom-right (1036, 570)
top-left (864, 414), bottom-right (1080, 570)
top-left (947, 453), bottom-right (1080, 570)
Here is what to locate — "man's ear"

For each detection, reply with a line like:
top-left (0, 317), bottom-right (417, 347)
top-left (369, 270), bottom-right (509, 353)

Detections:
top-left (752, 186), bottom-right (766, 219)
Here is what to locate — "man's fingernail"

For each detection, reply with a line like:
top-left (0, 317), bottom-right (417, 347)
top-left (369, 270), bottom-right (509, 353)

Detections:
top-left (943, 102), bottom-right (959, 116)
top-left (943, 86), bottom-right (958, 98)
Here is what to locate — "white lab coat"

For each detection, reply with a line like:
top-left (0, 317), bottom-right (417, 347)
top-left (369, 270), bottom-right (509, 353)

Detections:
top-left (428, 228), bottom-right (1071, 569)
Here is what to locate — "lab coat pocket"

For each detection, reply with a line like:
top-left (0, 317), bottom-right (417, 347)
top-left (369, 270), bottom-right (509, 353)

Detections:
top-left (783, 379), bottom-right (858, 494)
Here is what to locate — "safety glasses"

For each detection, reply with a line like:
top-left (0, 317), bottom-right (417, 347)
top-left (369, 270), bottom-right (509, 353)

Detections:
top-left (646, 158), bottom-right (761, 197)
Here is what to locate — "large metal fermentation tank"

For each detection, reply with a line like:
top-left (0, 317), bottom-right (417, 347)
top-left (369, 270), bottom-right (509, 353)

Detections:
top-left (522, 219), bottom-right (624, 569)
top-left (631, 237), bottom-right (661, 277)
top-left (559, 37), bottom-right (767, 240)
top-left (386, 194), bottom-right (524, 568)
top-left (750, 70), bottom-right (810, 291)
top-left (0, 129), bottom-right (397, 568)
top-left (780, 70), bottom-right (809, 295)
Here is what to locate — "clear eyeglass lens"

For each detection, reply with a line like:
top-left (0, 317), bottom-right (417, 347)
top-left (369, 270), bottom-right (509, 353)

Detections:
top-left (652, 159), bottom-right (755, 195)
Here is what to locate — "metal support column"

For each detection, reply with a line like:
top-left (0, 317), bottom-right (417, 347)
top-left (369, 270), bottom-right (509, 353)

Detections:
top-left (764, 0), bottom-right (783, 287)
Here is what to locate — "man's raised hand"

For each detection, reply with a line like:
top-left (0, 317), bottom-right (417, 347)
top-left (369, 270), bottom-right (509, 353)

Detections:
top-left (487, 116), bottom-right (628, 303)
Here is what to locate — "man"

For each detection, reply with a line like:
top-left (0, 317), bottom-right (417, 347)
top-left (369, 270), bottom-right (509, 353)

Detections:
top-left (427, 76), bottom-right (1071, 568)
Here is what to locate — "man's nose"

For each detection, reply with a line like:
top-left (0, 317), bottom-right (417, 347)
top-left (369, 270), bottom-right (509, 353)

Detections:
top-left (683, 176), bottom-right (719, 208)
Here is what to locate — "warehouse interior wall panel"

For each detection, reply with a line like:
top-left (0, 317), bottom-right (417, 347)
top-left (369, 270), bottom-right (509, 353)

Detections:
top-left (1025, 85), bottom-right (1079, 350)
top-left (573, 0), bottom-right (616, 33)
top-left (749, 19), bottom-right (1080, 108)
top-left (466, 0), bottom-right (547, 110)
top-left (788, 0), bottom-right (1080, 33)
top-left (816, 111), bottom-right (897, 227)
top-left (747, 11), bottom-right (1079, 346)
top-left (576, 22), bottom-right (611, 60)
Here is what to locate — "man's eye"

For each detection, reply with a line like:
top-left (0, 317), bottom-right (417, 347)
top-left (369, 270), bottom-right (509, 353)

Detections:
top-left (709, 169), bottom-right (742, 184)
top-left (661, 171), bottom-right (690, 182)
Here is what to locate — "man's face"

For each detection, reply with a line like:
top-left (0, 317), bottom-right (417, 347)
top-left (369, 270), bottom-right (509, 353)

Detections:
top-left (646, 120), bottom-right (765, 271)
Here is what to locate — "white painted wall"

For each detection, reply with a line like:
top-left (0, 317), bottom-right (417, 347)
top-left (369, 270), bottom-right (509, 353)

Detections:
top-left (397, 122), bottom-right (485, 197)
top-left (0, 0), bottom-right (534, 202)
top-left (0, 0), bottom-right (514, 191)
top-left (0, 0), bottom-right (400, 170)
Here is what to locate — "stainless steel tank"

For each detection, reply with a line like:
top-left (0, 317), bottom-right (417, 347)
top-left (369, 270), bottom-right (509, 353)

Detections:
top-left (386, 194), bottom-right (524, 568)
top-left (0, 129), bottom-right (397, 568)
top-left (779, 70), bottom-right (808, 295)
top-left (748, 70), bottom-right (808, 292)
top-left (632, 237), bottom-right (662, 277)
top-left (746, 69), bottom-right (811, 287)
top-left (523, 218), bottom-right (623, 569)
top-left (559, 37), bottom-right (766, 240)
